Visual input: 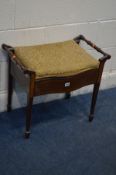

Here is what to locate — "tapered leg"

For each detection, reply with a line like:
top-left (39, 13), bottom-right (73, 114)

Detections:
top-left (7, 55), bottom-right (13, 112)
top-left (89, 83), bottom-right (100, 121)
top-left (7, 73), bottom-right (13, 112)
top-left (24, 95), bottom-right (34, 138)
top-left (65, 93), bottom-right (71, 99)
top-left (24, 72), bottom-right (35, 139)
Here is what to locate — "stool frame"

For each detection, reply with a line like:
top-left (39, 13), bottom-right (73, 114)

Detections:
top-left (2, 35), bottom-right (111, 138)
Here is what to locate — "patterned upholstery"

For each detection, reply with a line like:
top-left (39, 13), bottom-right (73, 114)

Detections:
top-left (14, 40), bottom-right (99, 79)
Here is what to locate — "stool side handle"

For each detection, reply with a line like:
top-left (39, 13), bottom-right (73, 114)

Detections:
top-left (74, 35), bottom-right (111, 62)
top-left (1, 43), bottom-right (35, 75)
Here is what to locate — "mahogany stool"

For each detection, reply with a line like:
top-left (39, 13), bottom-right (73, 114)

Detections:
top-left (2, 35), bottom-right (111, 138)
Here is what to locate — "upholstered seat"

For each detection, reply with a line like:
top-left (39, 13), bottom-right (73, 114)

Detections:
top-left (14, 40), bottom-right (99, 79)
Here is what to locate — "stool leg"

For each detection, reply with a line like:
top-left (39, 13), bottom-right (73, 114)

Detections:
top-left (89, 83), bottom-right (100, 122)
top-left (89, 59), bottom-right (106, 121)
top-left (7, 72), bottom-right (13, 112)
top-left (25, 94), bottom-right (33, 139)
top-left (24, 72), bottom-right (35, 139)
top-left (65, 93), bottom-right (71, 99)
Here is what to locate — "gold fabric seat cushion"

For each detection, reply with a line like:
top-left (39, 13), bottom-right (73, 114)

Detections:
top-left (14, 40), bottom-right (99, 79)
